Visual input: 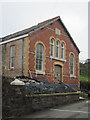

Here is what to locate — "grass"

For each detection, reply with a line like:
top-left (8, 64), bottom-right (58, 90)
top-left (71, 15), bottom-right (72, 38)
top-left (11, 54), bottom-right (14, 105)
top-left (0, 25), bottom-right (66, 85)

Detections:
top-left (79, 75), bottom-right (90, 83)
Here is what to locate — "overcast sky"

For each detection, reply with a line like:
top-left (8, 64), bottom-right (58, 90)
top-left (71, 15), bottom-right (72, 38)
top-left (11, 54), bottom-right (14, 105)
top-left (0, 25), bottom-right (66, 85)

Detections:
top-left (0, 1), bottom-right (89, 61)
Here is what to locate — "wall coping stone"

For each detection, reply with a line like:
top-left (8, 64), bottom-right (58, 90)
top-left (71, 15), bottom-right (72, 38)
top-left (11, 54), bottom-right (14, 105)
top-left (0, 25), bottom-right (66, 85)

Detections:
top-left (25, 91), bottom-right (80, 97)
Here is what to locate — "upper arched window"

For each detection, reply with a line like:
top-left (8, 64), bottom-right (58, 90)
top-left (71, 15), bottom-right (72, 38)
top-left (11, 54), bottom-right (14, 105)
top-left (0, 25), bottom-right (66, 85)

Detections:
top-left (56, 40), bottom-right (60, 58)
top-left (36, 43), bottom-right (44, 71)
top-left (61, 42), bottom-right (65, 59)
top-left (70, 53), bottom-right (74, 75)
top-left (50, 38), bottom-right (55, 57)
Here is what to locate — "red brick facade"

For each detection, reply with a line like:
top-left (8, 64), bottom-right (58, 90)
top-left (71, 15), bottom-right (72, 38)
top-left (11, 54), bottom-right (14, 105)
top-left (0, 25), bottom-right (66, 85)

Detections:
top-left (28, 20), bottom-right (80, 90)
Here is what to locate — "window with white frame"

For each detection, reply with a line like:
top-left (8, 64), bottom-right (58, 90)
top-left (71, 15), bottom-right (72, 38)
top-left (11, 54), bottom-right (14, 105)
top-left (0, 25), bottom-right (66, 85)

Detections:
top-left (50, 38), bottom-right (54, 57)
top-left (56, 40), bottom-right (60, 58)
top-left (10, 45), bottom-right (15, 68)
top-left (36, 43), bottom-right (44, 71)
top-left (61, 42), bottom-right (65, 59)
top-left (70, 53), bottom-right (74, 75)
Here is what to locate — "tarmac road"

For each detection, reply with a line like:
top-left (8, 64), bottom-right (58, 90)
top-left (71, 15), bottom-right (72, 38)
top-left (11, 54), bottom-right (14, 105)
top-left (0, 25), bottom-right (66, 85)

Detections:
top-left (0, 92), bottom-right (2, 120)
top-left (22, 100), bottom-right (89, 118)
top-left (0, 77), bottom-right (2, 120)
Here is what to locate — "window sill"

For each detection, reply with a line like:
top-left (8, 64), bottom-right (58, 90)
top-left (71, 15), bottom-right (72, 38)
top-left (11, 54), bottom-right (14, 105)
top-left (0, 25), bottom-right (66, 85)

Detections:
top-left (50, 56), bottom-right (54, 59)
top-left (50, 56), bottom-right (66, 62)
top-left (36, 70), bottom-right (45, 75)
top-left (70, 75), bottom-right (76, 78)
top-left (8, 67), bottom-right (14, 70)
top-left (59, 58), bottom-right (66, 62)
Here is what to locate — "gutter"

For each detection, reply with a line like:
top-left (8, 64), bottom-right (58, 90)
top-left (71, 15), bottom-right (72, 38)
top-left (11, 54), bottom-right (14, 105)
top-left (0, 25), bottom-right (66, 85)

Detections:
top-left (0, 34), bottom-right (28, 45)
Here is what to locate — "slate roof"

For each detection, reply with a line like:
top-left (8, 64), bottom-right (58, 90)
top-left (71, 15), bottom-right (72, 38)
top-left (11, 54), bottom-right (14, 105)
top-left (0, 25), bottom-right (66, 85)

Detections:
top-left (2, 16), bottom-right (59, 41)
top-left (1, 16), bottom-right (80, 53)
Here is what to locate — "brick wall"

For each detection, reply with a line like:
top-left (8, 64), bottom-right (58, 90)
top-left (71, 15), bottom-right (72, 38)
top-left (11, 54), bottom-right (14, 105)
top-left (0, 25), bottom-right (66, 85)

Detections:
top-left (28, 20), bottom-right (79, 90)
top-left (23, 37), bottom-right (30, 76)
top-left (2, 39), bottom-right (22, 78)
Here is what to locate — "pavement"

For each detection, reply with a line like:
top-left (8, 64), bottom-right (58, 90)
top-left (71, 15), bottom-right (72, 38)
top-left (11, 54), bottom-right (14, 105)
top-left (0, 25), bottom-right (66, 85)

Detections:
top-left (0, 92), bottom-right (2, 120)
top-left (22, 100), bottom-right (90, 118)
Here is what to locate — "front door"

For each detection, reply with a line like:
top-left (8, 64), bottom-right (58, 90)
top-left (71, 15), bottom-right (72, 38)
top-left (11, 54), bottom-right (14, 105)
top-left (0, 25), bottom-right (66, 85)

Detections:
top-left (54, 65), bottom-right (62, 83)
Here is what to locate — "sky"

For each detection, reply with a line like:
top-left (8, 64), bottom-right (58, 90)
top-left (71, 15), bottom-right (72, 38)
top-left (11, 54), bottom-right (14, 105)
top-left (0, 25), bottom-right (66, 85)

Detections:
top-left (0, 1), bottom-right (89, 61)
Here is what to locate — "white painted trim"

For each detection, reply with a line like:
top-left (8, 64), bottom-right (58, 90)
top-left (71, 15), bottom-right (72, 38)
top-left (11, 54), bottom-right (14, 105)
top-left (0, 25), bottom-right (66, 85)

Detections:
top-left (70, 74), bottom-right (76, 78)
top-left (0, 34), bottom-right (28, 45)
top-left (50, 56), bottom-right (66, 62)
top-left (36, 70), bottom-right (45, 75)
top-left (60, 58), bottom-right (66, 62)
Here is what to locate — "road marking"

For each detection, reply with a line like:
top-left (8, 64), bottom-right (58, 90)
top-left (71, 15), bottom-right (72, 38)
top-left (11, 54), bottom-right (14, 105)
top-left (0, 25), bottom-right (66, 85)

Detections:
top-left (50, 109), bottom-right (89, 114)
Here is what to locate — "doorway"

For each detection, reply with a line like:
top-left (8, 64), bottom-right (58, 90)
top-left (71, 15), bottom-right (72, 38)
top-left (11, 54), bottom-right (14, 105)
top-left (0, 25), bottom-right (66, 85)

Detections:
top-left (54, 65), bottom-right (62, 83)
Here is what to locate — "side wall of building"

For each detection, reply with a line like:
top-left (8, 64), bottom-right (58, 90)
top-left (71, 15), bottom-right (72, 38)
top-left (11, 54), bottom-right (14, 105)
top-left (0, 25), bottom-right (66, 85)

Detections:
top-left (2, 39), bottom-right (22, 78)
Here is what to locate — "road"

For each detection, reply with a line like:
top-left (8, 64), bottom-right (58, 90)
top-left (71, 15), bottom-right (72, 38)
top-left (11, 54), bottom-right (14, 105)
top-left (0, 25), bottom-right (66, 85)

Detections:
top-left (0, 91), bottom-right (2, 120)
top-left (0, 92), bottom-right (2, 120)
top-left (22, 100), bottom-right (90, 118)
top-left (0, 76), bottom-right (2, 120)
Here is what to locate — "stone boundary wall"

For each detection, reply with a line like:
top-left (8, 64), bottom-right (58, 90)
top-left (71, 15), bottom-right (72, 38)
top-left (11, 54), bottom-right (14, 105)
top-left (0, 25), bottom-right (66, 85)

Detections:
top-left (2, 77), bottom-right (80, 119)
top-left (31, 92), bottom-right (79, 111)
top-left (2, 86), bottom-right (79, 119)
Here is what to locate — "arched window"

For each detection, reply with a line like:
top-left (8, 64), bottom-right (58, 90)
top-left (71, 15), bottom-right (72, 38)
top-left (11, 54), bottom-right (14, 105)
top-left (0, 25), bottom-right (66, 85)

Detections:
top-left (61, 42), bottom-right (65, 59)
top-left (56, 40), bottom-right (60, 58)
top-left (36, 43), bottom-right (43, 71)
top-left (50, 38), bottom-right (54, 57)
top-left (70, 53), bottom-right (74, 75)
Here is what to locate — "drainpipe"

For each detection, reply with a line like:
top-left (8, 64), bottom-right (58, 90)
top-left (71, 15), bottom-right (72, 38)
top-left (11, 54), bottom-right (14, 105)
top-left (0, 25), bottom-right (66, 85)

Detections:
top-left (21, 38), bottom-right (24, 76)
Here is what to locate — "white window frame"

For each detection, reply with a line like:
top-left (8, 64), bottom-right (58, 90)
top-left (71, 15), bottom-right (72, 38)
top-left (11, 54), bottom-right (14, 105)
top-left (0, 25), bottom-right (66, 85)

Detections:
top-left (10, 45), bottom-right (15, 69)
top-left (61, 42), bottom-right (65, 59)
top-left (56, 40), bottom-right (60, 58)
top-left (70, 53), bottom-right (74, 75)
top-left (50, 38), bottom-right (54, 57)
top-left (36, 43), bottom-right (44, 72)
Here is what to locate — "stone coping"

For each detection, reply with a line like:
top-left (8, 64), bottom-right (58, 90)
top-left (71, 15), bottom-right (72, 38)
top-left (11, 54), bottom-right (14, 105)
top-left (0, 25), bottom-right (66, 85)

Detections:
top-left (26, 91), bottom-right (80, 97)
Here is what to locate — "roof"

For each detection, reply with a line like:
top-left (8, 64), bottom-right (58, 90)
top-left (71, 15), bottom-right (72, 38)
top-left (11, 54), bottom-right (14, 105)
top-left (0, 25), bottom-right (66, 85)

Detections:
top-left (2, 16), bottom-right (59, 41)
top-left (1, 16), bottom-right (80, 53)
